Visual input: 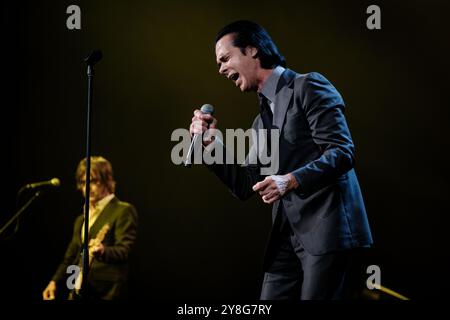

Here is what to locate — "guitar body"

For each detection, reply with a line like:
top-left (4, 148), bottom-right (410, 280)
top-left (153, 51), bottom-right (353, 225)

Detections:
top-left (69, 223), bottom-right (110, 300)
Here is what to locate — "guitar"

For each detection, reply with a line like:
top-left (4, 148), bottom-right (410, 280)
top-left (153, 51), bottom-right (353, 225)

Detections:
top-left (70, 223), bottom-right (110, 299)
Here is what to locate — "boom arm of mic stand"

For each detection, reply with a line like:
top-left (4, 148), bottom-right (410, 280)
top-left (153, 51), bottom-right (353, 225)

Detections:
top-left (0, 191), bottom-right (43, 237)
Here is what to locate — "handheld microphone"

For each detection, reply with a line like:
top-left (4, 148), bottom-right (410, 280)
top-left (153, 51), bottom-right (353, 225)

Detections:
top-left (184, 104), bottom-right (215, 167)
top-left (25, 178), bottom-right (61, 189)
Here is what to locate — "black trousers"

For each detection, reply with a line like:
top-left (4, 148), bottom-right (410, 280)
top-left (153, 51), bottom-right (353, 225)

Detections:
top-left (260, 212), bottom-right (359, 300)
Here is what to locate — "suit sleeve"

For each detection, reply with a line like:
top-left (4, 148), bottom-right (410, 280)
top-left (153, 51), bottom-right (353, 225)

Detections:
top-left (100, 205), bottom-right (138, 263)
top-left (292, 72), bottom-right (356, 196)
top-left (205, 133), bottom-right (262, 201)
top-left (51, 217), bottom-right (82, 283)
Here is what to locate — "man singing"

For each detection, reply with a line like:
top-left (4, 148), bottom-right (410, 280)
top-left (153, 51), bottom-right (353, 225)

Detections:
top-left (189, 20), bottom-right (372, 299)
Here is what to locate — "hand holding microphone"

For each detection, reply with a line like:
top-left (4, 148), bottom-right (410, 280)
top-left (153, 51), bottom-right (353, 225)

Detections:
top-left (185, 104), bottom-right (216, 166)
top-left (189, 104), bottom-right (217, 144)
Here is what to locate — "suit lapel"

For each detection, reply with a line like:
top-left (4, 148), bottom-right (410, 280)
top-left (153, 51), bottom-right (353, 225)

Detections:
top-left (270, 70), bottom-right (296, 222)
top-left (273, 69), bottom-right (296, 131)
top-left (87, 197), bottom-right (117, 240)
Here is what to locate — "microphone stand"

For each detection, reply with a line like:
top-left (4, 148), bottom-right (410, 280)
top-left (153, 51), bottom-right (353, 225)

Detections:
top-left (79, 50), bottom-right (102, 299)
top-left (0, 190), bottom-right (43, 237)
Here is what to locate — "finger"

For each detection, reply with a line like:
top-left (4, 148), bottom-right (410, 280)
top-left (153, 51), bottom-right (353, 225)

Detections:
top-left (208, 120), bottom-right (218, 130)
top-left (191, 123), bottom-right (205, 135)
top-left (194, 110), bottom-right (217, 123)
top-left (258, 186), bottom-right (273, 196)
top-left (193, 122), bottom-right (209, 133)
top-left (253, 182), bottom-right (266, 191)
top-left (192, 114), bottom-right (207, 122)
top-left (261, 191), bottom-right (271, 201)
top-left (201, 114), bottom-right (215, 123)
top-left (191, 117), bottom-right (209, 127)
top-left (264, 194), bottom-right (280, 204)
top-left (262, 189), bottom-right (279, 202)
top-left (192, 120), bottom-right (208, 129)
top-left (253, 178), bottom-right (270, 191)
top-left (258, 177), bottom-right (273, 189)
top-left (190, 122), bottom-right (201, 134)
top-left (257, 181), bottom-right (277, 195)
top-left (263, 191), bottom-right (280, 204)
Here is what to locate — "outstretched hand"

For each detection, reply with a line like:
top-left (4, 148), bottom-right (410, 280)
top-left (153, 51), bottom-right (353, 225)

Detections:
top-left (252, 174), bottom-right (299, 204)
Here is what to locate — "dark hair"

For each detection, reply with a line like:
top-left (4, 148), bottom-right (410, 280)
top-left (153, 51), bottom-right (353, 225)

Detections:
top-left (215, 20), bottom-right (286, 69)
top-left (76, 156), bottom-right (116, 193)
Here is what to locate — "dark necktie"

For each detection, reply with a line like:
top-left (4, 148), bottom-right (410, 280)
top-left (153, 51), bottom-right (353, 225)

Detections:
top-left (259, 94), bottom-right (273, 153)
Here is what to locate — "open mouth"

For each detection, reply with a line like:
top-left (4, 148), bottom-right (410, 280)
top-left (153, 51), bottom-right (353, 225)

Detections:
top-left (230, 73), bottom-right (240, 82)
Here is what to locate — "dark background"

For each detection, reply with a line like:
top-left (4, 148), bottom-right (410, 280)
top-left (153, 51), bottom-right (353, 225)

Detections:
top-left (1, 0), bottom-right (449, 301)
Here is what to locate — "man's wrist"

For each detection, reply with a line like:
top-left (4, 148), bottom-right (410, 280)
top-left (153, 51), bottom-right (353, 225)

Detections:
top-left (287, 173), bottom-right (299, 190)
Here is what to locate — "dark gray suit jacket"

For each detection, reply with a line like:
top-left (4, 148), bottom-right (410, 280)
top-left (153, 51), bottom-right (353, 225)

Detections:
top-left (52, 196), bottom-right (138, 299)
top-left (208, 69), bottom-right (372, 258)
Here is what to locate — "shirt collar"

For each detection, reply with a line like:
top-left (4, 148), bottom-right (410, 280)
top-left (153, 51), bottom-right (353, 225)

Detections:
top-left (260, 65), bottom-right (285, 103)
top-left (86, 193), bottom-right (115, 214)
top-left (95, 193), bottom-right (115, 212)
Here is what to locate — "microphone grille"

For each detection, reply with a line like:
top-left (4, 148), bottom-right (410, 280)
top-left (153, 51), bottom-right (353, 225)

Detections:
top-left (51, 178), bottom-right (61, 187)
top-left (200, 104), bottom-right (214, 115)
